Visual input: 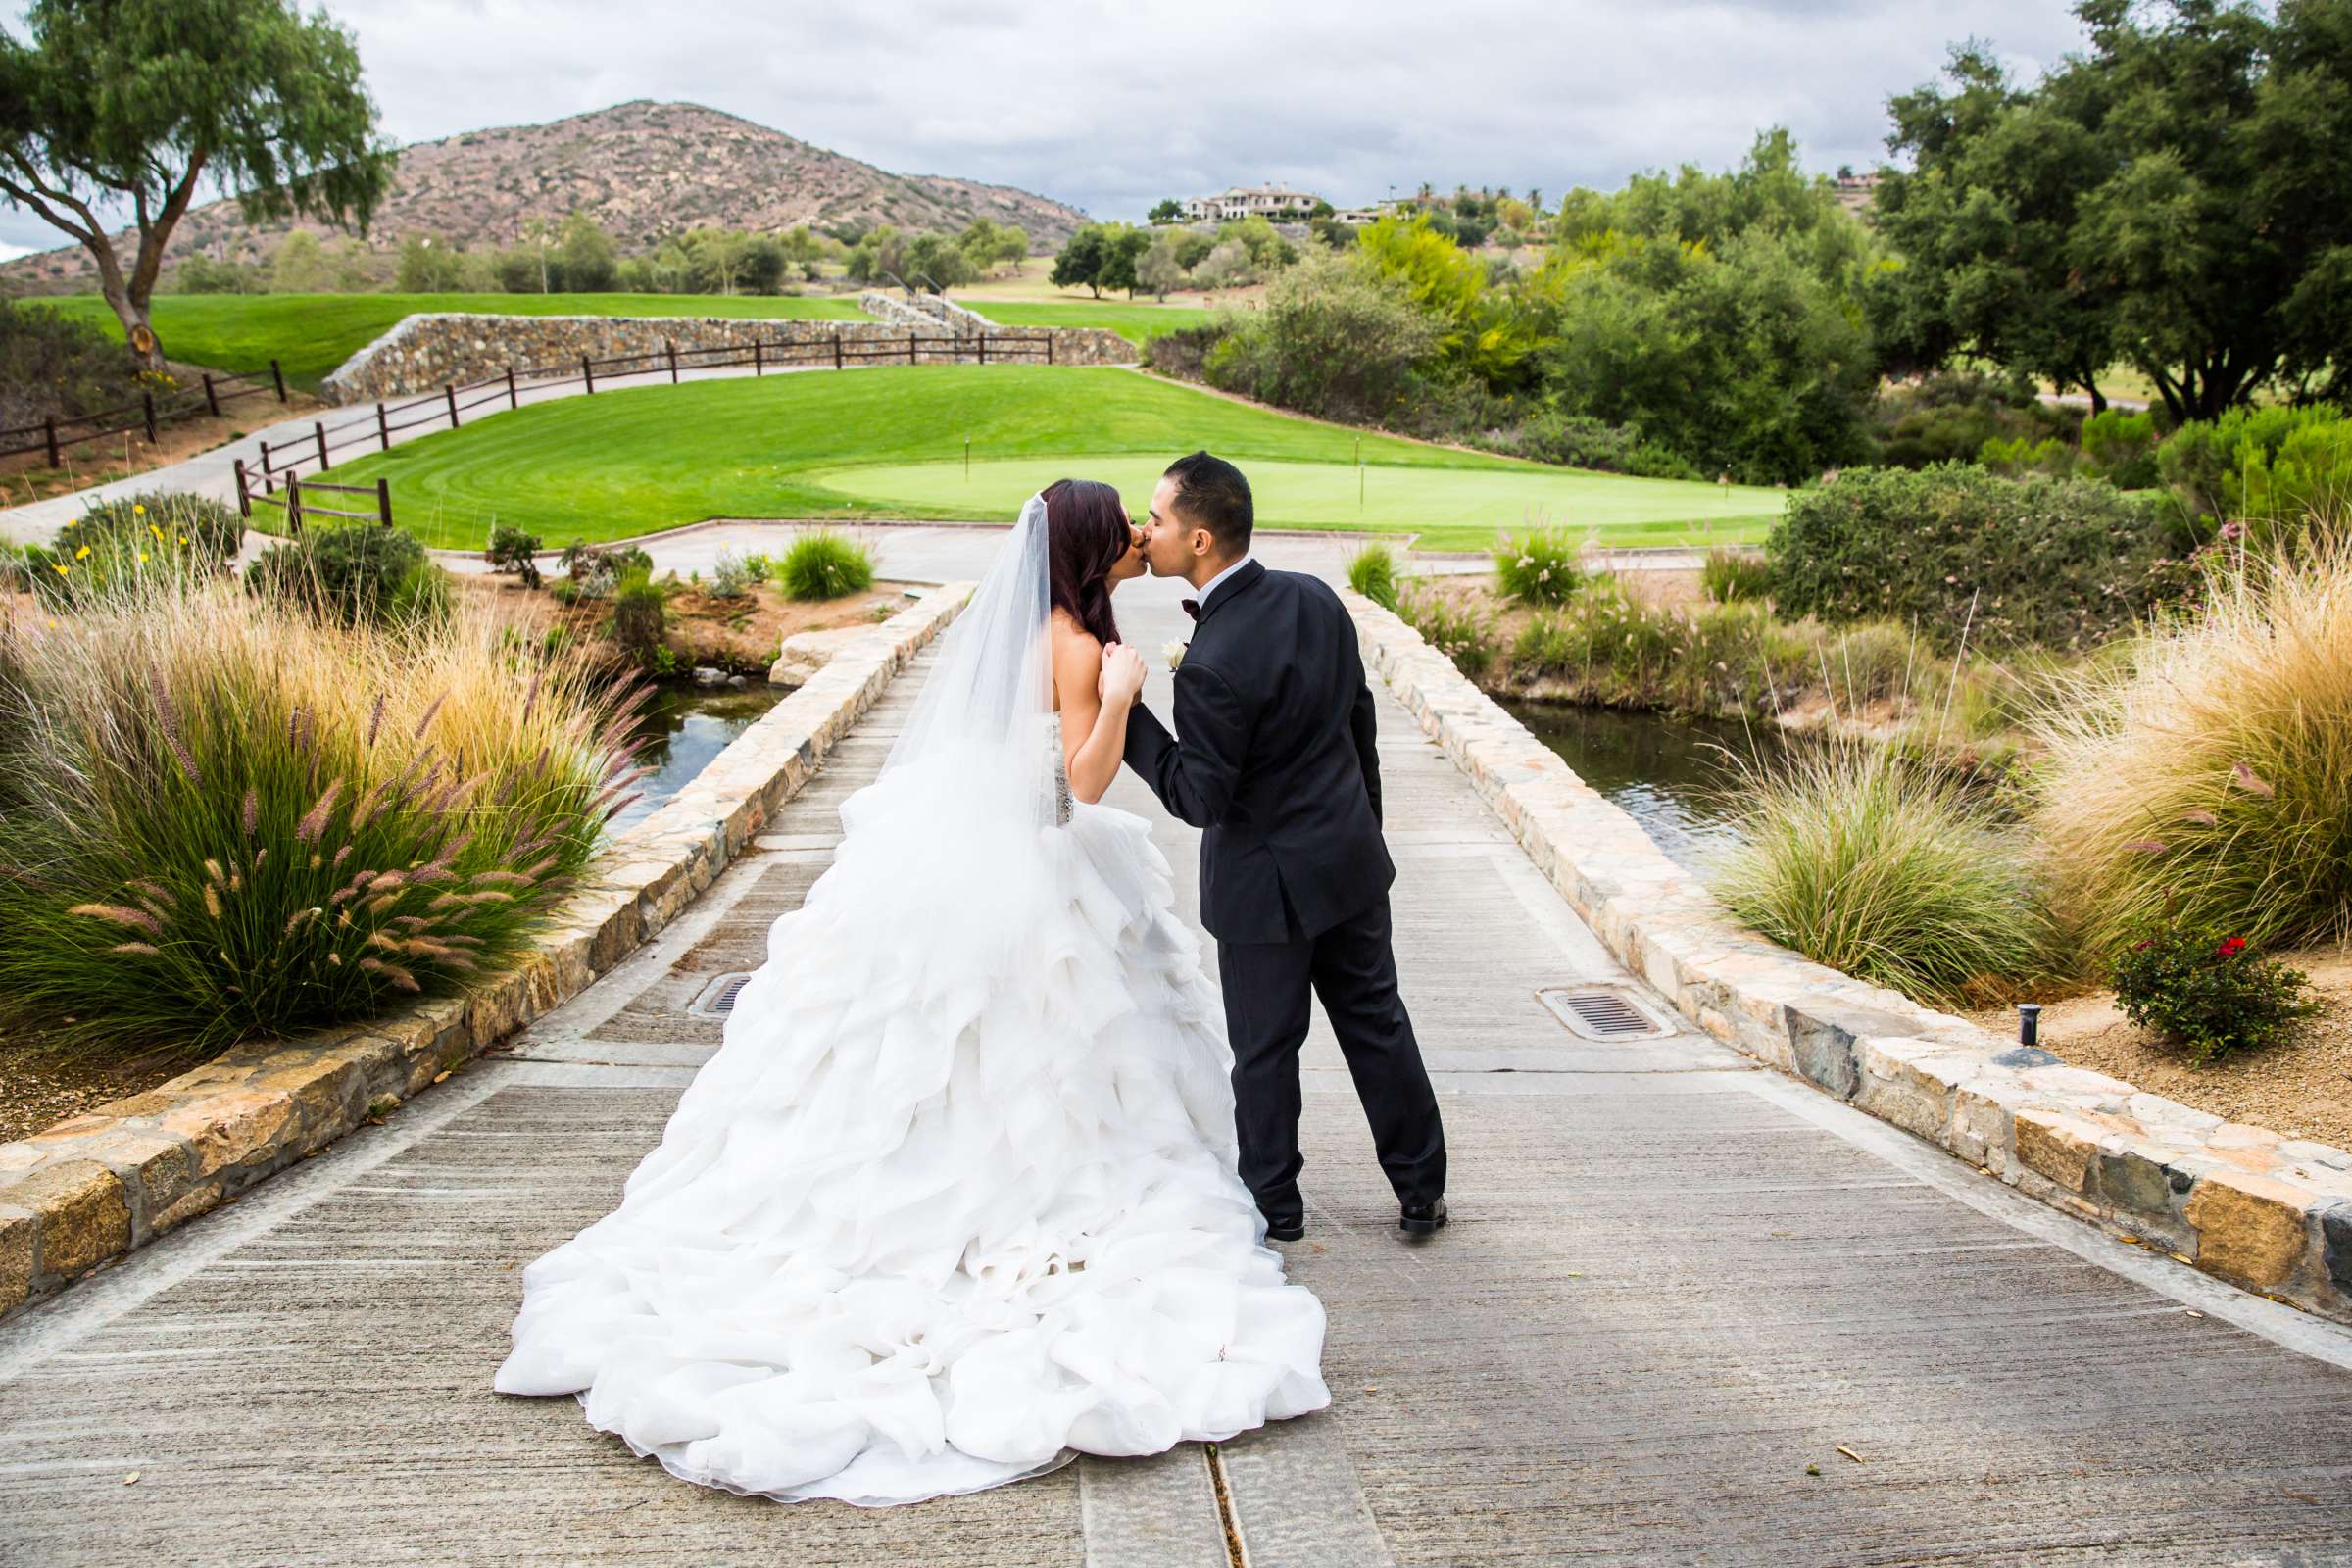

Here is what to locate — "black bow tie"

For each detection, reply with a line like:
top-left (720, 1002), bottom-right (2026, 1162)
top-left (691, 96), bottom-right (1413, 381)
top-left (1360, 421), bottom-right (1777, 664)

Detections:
top-left (1181, 598), bottom-right (1201, 621)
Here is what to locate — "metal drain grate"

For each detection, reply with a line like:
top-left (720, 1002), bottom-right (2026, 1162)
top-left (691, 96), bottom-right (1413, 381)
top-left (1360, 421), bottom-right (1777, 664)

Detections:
top-left (687, 971), bottom-right (754, 1018)
top-left (1537, 985), bottom-right (1670, 1042)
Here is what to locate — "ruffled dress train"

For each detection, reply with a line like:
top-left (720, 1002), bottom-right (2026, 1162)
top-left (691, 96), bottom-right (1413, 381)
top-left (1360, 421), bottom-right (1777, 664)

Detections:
top-left (493, 750), bottom-right (1330, 1505)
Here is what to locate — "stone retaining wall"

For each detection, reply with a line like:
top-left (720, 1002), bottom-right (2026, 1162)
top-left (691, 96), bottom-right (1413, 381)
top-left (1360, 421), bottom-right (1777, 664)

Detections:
top-left (1343, 590), bottom-right (2352, 1325)
top-left (321, 312), bottom-right (1136, 403)
top-left (0, 585), bottom-right (974, 1321)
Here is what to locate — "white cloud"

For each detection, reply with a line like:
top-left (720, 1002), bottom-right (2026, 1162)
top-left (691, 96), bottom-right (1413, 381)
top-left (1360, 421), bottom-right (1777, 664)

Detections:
top-left (1, 0), bottom-right (2091, 251)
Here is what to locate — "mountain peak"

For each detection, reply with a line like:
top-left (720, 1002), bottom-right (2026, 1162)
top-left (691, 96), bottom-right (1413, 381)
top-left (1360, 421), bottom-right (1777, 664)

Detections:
top-left (1, 100), bottom-right (1084, 289)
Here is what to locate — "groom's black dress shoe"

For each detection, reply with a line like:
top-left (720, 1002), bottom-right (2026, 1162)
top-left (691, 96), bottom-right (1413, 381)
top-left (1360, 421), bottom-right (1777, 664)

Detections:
top-left (1398, 1198), bottom-right (1448, 1237)
top-left (1263, 1212), bottom-right (1305, 1243)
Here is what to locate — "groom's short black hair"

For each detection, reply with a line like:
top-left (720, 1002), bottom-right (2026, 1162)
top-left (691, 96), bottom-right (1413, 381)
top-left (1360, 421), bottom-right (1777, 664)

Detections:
top-left (1163, 451), bottom-right (1252, 555)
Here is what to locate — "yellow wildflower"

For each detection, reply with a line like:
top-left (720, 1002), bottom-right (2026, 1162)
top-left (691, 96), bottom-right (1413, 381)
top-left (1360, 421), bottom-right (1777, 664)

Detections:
top-left (148, 523), bottom-right (162, 539)
top-left (138, 552), bottom-right (148, 563)
top-left (132, 504), bottom-right (145, 514)
top-left (75, 545), bottom-right (89, 560)
top-left (52, 563), bottom-right (67, 576)
top-left (177, 535), bottom-right (188, 545)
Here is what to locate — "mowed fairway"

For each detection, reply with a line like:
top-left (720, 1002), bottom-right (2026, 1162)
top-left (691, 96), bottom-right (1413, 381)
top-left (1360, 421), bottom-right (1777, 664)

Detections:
top-left (966, 300), bottom-right (1218, 345)
top-left (325, 364), bottom-right (1787, 550)
top-left (25, 292), bottom-right (871, 392)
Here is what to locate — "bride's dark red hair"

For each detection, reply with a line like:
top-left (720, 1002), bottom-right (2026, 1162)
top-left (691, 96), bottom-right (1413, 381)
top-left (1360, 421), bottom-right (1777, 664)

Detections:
top-left (1043, 478), bottom-right (1126, 647)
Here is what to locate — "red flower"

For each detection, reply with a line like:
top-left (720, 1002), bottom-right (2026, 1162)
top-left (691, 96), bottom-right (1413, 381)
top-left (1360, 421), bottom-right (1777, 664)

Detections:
top-left (2217, 937), bottom-right (2247, 958)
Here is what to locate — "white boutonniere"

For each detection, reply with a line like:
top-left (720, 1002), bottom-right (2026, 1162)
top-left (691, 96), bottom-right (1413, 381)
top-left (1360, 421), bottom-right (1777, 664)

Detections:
top-left (1162, 639), bottom-right (1188, 671)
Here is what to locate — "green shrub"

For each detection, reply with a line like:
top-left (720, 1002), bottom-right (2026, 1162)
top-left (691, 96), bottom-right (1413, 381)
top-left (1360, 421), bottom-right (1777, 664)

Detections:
top-left (0, 577), bottom-right (636, 1057)
top-left (1145, 323), bottom-right (1231, 382)
top-left (2110, 925), bottom-right (2316, 1063)
top-left (2232, 417), bottom-right (2352, 553)
top-left (1711, 744), bottom-right (2052, 1007)
top-left (2157, 403), bottom-right (2342, 528)
top-left (1397, 583), bottom-right (1494, 678)
top-left (246, 524), bottom-right (440, 627)
top-left (30, 492), bottom-right (245, 606)
top-left (1493, 527), bottom-right (1582, 607)
top-left (609, 566), bottom-right (669, 663)
top-left (1201, 247), bottom-right (1442, 422)
top-left (1495, 411), bottom-right (1701, 480)
top-left (559, 541), bottom-right (652, 601)
top-left (1767, 464), bottom-right (2169, 648)
top-left (1865, 371), bottom-right (2072, 469)
top-left (1978, 435), bottom-right (2076, 478)
top-left (1346, 543), bottom-right (1400, 612)
top-left (484, 525), bottom-right (543, 589)
top-left (777, 531), bottom-right (874, 601)
top-left (1700, 548), bottom-right (1772, 604)
top-left (2079, 409), bottom-right (2161, 490)
top-left (709, 546), bottom-right (758, 600)
top-left (0, 298), bottom-right (144, 432)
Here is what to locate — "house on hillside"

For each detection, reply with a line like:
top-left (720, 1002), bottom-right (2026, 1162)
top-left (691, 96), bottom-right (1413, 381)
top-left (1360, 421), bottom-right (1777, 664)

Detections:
top-left (1180, 184), bottom-right (1325, 222)
top-left (1835, 172), bottom-right (1882, 214)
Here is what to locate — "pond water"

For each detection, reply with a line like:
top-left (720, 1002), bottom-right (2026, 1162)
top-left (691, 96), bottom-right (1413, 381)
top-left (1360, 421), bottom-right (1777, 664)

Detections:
top-left (611, 682), bottom-right (787, 834)
top-left (1494, 700), bottom-right (1788, 875)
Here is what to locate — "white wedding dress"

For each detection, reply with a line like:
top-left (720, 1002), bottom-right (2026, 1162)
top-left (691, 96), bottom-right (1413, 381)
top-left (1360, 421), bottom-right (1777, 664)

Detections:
top-left (493, 497), bottom-right (1329, 1505)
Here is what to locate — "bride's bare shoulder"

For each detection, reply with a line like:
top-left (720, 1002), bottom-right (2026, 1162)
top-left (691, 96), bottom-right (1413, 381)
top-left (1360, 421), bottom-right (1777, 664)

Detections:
top-left (1048, 610), bottom-right (1101, 713)
top-left (1048, 608), bottom-right (1102, 656)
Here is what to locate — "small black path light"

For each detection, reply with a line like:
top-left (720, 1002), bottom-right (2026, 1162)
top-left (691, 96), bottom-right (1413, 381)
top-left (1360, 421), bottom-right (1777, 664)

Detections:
top-left (2017, 1003), bottom-right (2042, 1049)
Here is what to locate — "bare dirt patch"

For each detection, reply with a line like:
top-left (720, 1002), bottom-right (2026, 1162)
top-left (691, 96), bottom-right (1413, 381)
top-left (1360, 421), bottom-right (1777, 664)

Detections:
top-left (1, 380), bottom-right (325, 509)
top-left (1969, 948), bottom-right (2352, 1150)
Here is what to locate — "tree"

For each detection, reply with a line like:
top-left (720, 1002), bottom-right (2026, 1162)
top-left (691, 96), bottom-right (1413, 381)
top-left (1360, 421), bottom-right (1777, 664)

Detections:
top-left (0, 0), bottom-right (395, 369)
top-left (557, 213), bottom-right (617, 292)
top-left (1148, 198), bottom-right (1183, 224)
top-left (685, 227), bottom-right (752, 295)
top-left (741, 234), bottom-right (786, 294)
top-left (516, 216), bottom-right (556, 293)
top-left (1051, 224), bottom-right (1111, 297)
top-left (1137, 229), bottom-right (1187, 299)
top-left (396, 234), bottom-right (469, 292)
top-left (268, 229), bottom-right (327, 293)
top-left (992, 223), bottom-right (1029, 274)
top-left (1877, 0), bottom-right (2352, 421)
top-left (1099, 224), bottom-right (1152, 297)
top-left (778, 224), bottom-right (824, 281)
top-left (1175, 230), bottom-right (1216, 270)
top-left (904, 230), bottom-right (977, 291)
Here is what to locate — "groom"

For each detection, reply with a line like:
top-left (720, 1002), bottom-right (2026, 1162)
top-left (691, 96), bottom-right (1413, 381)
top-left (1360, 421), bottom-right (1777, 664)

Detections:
top-left (1121, 451), bottom-right (1448, 1242)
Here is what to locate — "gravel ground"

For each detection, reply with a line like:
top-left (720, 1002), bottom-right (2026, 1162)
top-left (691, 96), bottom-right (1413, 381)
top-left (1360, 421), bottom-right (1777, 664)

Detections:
top-left (1971, 947), bottom-right (2352, 1150)
top-left (0, 1041), bottom-right (184, 1143)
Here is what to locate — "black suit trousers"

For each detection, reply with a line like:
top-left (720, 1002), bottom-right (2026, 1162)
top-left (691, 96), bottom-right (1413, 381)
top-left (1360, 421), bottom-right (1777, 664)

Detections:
top-left (1215, 891), bottom-right (1446, 1218)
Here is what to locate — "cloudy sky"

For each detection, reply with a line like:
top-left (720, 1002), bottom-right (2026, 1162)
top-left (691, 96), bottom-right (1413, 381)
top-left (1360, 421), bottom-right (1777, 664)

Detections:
top-left (1, 0), bottom-right (2095, 259)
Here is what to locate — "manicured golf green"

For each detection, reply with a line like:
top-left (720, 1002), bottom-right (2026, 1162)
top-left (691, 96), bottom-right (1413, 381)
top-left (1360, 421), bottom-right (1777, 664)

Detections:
top-left (808, 457), bottom-right (1779, 549)
top-left (970, 300), bottom-right (1217, 346)
top-left (327, 364), bottom-right (1786, 551)
top-left (25, 292), bottom-right (871, 392)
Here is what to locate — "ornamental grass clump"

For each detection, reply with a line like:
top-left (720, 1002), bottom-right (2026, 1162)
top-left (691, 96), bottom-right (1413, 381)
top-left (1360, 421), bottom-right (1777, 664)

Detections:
top-left (0, 577), bottom-right (646, 1058)
top-left (1711, 743), bottom-right (2053, 1008)
top-left (1493, 525), bottom-right (1582, 607)
top-left (777, 530), bottom-right (874, 602)
top-left (2031, 540), bottom-right (2352, 956)
top-left (1346, 543), bottom-right (1400, 612)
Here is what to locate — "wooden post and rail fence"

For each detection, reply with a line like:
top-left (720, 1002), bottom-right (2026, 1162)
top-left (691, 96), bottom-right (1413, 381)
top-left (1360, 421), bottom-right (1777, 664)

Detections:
top-left (0, 360), bottom-right (288, 469)
top-left (229, 327), bottom-right (1060, 533)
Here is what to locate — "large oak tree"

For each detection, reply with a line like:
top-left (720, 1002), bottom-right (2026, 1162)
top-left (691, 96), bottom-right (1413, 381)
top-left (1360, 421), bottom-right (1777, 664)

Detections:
top-left (0, 0), bottom-right (395, 369)
top-left (1872, 0), bottom-right (2352, 422)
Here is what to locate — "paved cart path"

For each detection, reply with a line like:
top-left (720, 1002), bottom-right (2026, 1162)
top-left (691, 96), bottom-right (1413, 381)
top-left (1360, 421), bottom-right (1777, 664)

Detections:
top-left (4, 543), bottom-right (2351, 1566)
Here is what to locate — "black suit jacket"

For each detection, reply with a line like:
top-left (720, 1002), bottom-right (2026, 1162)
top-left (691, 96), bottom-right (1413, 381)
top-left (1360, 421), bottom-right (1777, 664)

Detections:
top-left (1123, 560), bottom-right (1394, 945)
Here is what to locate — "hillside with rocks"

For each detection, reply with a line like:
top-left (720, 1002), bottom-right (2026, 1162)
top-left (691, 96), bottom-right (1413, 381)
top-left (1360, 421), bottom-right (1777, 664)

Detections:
top-left (0, 100), bottom-right (1087, 292)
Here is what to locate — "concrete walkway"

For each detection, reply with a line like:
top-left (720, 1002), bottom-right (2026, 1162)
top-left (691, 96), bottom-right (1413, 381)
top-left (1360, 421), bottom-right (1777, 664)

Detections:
top-left (4, 542), bottom-right (2351, 1565)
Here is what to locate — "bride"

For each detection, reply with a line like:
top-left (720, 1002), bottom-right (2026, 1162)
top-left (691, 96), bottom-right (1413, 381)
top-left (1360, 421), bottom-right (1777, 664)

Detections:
top-left (493, 481), bottom-right (1330, 1505)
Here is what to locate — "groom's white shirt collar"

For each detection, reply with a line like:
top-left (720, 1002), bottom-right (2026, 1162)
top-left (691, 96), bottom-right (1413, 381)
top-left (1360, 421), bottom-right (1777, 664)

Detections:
top-left (1196, 554), bottom-right (1254, 612)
